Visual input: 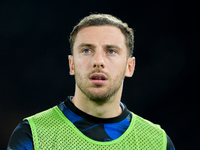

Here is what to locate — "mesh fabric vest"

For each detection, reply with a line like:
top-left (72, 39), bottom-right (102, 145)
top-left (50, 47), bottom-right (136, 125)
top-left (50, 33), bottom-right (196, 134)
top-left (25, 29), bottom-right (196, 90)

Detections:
top-left (25, 106), bottom-right (167, 150)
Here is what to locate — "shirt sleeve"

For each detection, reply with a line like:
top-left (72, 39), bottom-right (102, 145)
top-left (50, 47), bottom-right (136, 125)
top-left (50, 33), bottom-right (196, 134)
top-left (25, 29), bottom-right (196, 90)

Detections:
top-left (7, 120), bottom-right (34, 150)
top-left (166, 134), bottom-right (176, 150)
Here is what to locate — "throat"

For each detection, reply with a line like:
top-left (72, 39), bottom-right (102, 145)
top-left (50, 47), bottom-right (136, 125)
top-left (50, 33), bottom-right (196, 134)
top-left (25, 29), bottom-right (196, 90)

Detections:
top-left (71, 97), bottom-right (122, 118)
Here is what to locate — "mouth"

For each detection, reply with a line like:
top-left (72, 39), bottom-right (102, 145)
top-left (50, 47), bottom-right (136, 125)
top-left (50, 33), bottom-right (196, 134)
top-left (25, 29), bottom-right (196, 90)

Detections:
top-left (89, 73), bottom-right (108, 85)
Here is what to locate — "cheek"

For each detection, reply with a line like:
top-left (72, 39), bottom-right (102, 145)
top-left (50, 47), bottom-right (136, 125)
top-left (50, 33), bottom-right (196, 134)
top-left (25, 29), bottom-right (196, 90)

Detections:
top-left (113, 63), bottom-right (126, 77)
top-left (109, 59), bottom-right (127, 71)
top-left (74, 57), bottom-right (91, 72)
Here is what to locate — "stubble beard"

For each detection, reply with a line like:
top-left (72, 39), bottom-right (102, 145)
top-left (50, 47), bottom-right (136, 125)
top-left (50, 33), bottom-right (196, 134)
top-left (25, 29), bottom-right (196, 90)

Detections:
top-left (74, 70), bottom-right (125, 104)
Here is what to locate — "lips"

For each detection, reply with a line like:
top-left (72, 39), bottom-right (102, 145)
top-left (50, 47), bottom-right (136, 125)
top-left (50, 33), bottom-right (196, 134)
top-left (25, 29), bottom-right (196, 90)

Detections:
top-left (89, 73), bottom-right (108, 85)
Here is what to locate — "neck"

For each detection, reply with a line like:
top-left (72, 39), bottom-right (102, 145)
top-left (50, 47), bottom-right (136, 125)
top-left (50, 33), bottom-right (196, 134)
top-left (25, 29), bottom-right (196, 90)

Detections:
top-left (72, 86), bottom-right (123, 118)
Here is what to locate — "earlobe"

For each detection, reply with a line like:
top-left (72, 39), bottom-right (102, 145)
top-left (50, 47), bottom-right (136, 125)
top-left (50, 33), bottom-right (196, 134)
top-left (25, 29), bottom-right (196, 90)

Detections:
top-left (68, 55), bottom-right (75, 75)
top-left (125, 57), bottom-right (135, 77)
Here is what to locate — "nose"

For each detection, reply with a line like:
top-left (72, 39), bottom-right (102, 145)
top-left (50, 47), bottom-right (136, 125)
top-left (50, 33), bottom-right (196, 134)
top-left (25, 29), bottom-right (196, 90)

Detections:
top-left (93, 51), bottom-right (105, 69)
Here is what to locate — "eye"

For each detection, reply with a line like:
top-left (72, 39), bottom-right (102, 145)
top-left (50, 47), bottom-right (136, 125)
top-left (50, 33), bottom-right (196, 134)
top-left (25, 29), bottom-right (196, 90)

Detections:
top-left (82, 48), bottom-right (92, 54)
top-left (107, 49), bottom-right (116, 54)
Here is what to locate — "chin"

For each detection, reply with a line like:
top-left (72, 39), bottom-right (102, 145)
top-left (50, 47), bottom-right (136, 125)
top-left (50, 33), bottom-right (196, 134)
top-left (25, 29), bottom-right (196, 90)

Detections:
top-left (86, 90), bottom-right (114, 103)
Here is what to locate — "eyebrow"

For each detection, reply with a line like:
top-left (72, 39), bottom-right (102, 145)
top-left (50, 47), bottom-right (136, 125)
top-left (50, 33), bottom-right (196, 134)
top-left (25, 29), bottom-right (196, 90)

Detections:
top-left (78, 43), bottom-right (122, 50)
top-left (104, 44), bottom-right (122, 50)
top-left (78, 43), bottom-right (95, 49)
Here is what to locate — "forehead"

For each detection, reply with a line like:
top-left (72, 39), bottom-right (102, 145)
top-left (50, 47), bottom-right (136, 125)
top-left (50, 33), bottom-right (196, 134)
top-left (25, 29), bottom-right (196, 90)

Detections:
top-left (74, 26), bottom-right (126, 48)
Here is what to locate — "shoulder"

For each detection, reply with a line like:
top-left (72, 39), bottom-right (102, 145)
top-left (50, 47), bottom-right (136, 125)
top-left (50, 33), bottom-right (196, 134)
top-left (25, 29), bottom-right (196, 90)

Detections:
top-left (7, 120), bottom-right (34, 150)
top-left (132, 112), bottom-right (165, 132)
top-left (26, 106), bottom-right (60, 120)
top-left (131, 112), bottom-right (175, 150)
top-left (131, 113), bottom-right (167, 148)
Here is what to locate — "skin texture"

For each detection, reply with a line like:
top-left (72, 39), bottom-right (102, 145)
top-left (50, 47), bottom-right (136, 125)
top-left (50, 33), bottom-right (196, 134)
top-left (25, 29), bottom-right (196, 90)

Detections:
top-left (69, 26), bottom-right (135, 118)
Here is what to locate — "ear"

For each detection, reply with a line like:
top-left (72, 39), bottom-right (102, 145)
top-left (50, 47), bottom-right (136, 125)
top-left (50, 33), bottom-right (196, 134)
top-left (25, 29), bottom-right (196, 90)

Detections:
top-left (68, 55), bottom-right (75, 75)
top-left (125, 57), bottom-right (135, 77)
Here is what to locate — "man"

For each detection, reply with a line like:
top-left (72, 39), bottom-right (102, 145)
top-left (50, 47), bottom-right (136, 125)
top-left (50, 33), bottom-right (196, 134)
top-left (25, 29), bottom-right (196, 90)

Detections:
top-left (7, 14), bottom-right (175, 149)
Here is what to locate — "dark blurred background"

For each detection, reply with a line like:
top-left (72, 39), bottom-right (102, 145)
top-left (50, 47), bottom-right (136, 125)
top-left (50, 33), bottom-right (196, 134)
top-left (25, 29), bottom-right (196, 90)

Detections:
top-left (1, 0), bottom-right (199, 149)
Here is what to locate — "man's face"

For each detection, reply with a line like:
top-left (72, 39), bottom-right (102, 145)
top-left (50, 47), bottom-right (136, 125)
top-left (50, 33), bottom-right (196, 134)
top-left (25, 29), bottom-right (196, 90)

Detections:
top-left (69, 26), bottom-right (135, 102)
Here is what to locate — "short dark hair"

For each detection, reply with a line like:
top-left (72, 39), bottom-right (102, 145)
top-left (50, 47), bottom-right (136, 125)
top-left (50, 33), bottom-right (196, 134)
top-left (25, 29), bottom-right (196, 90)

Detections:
top-left (69, 14), bottom-right (134, 57)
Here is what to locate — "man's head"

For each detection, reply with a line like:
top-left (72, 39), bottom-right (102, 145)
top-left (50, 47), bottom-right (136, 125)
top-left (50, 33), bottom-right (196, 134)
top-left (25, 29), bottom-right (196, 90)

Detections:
top-left (68, 14), bottom-right (135, 103)
top-left (69, 14), bottom-right (134, 57)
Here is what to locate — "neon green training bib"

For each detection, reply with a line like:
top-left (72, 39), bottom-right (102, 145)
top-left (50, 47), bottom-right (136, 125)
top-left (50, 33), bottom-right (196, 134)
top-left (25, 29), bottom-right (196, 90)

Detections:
top-left (25, 106), bottom-right (167, 150)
